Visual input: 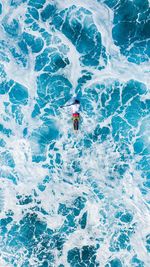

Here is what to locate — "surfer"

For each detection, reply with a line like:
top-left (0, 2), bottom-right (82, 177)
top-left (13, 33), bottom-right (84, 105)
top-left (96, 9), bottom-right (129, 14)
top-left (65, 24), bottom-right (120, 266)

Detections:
top-left (72, 99), bottom-right (80, 131)
top-left (60, 98), bottom-right (80, 131)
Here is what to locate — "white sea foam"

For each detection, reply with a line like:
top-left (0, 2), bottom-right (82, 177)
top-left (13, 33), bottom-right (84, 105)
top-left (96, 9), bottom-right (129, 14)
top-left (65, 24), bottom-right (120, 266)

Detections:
top-left (0, 0), bottom-right (150, 266)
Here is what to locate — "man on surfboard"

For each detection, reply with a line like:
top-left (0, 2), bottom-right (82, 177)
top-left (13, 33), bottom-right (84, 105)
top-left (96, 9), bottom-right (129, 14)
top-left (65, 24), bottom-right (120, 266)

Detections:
top-left (72, 99), bottom-right (80, 131)
top-left (60, 98), bottom-right (80, 131)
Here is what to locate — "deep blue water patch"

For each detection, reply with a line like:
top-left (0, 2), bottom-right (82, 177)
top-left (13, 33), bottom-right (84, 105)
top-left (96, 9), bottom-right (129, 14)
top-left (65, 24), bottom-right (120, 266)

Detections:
top-left (38, 183), bottom-right (46, 192)
top-left (10, 47), bottom-right (27, 67)
top-left (98, 79), bottom-right (148, 143)
top-left (41, 4), bottom-right (56, 21)
top-left (0, 79), bottom-right (14, 95)
top-left (94, 125), bottom-right (110, 142)
top-left (35, 48), bottom-right (69, 72)
top-left (80, 84), bottom-right (102, 117)
top-left (79, 211), bottom-right (87, 229)
top-left (3, 213), bottom-right (55, 266)
top-left (22, 32), bottom-right (44, 53)
top-left (112, 162), bottom-right (129, 179)
top-left (146, 234), bottom-right (150, 252)
top-left (16, 194), bottom-right (33, 205)
top-left (28, 7), bottom-right (39, 20)
top-left (9, 83), bottom-right (28, 105)
top-left (73, 196), bottom-right (86, 216)
top-left (31, 103), bottom-right (41, 118)
top-left (122, 80), bottom-right (147, 105)
top-left (58, 196), bottom-right (87, 237)
top-left (138, 156), bottom-right (150, 172)
top-left (0, 2), bottom-right (2, 14)
top-left (109, 229), bottom-right (132, 252)
top-left (0, 151), bottom-right (15, 168)
top-left (107, 0), bottom-right (150, 64)
top-left (0, 123), bottom-right (12, 137)
top-left (81, 96), bottom-right (96, 117)
top-left (39, 28), bottom-right (52, 46)
top-left (76, 71), bottom-right (93, 91)
top-left (115, 211), bottom-right (133, 223)
top-left (71, 159), bottom-right (81, 174)
top-left (131, 255), bottom-right (144, 267)
top-left (105, 258), bottom-right (123, 267)
top-left (134, 138), bottom-right (144, 154)
top-left (0, 138), bottom-right (6, 147)
top-left (24, 13), bottom-right (34, 25)
top-left (10, 0), bottom-right (27, 6)
top-left (28, 0), bottom-right (46, 9)
top-left (2, 18), bottom-right (20, 37)
top-left (0, 195), bottom-right (87, 266)
top-left (124, 96), bottom-right (146, 127)
top-left (100, 81), bottom-right (121, 118)
top-left (0, 169), bottom-right (17, 184)
top-left (31, 120), bottom-right (59, 162)
top-left (53, 5), bottom-right (102, 66)
top-left (18, 40), bottom-right (28, 55)
top-left (79, 79), bottom-right (149, 187)
top-left (58, 203), bottom-right (71, 217)
top-left (111, 115), bottom-right (131, 142)
top-left (36, 73), bottom-right (72, 108)
top-left (0, 216), bottom-right (13, 238)
top-left (67, 245), bottom-right (99, 266)
top-left (82, 136), bottom-right (93, 148)
top-left (23, 127), bottom-right (28, 138)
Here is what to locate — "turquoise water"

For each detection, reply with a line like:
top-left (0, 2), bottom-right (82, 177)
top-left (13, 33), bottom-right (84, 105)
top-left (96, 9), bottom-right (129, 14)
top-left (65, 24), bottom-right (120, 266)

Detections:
top-left (0, 0), bottom-right (150, 266)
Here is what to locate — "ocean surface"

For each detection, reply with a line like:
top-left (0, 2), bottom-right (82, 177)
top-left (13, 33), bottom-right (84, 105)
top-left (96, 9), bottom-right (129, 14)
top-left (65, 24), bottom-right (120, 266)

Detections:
top-left (0, 0), bottom-right (150, 266)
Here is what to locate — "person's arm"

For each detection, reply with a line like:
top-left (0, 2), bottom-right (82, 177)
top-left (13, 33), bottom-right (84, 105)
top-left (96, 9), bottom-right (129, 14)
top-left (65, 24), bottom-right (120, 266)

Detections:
top-left (60, 103), bottom-right (74, 108)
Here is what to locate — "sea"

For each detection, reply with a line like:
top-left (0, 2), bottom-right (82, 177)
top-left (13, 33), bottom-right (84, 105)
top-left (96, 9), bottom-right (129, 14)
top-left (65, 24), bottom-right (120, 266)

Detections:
top-left (0, 0), bottom-right (150, 266)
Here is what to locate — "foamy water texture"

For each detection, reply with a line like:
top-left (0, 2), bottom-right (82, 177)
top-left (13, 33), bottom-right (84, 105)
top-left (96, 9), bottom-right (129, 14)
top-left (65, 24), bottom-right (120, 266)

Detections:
top-left (0, 0), bottom-right (150, 266)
